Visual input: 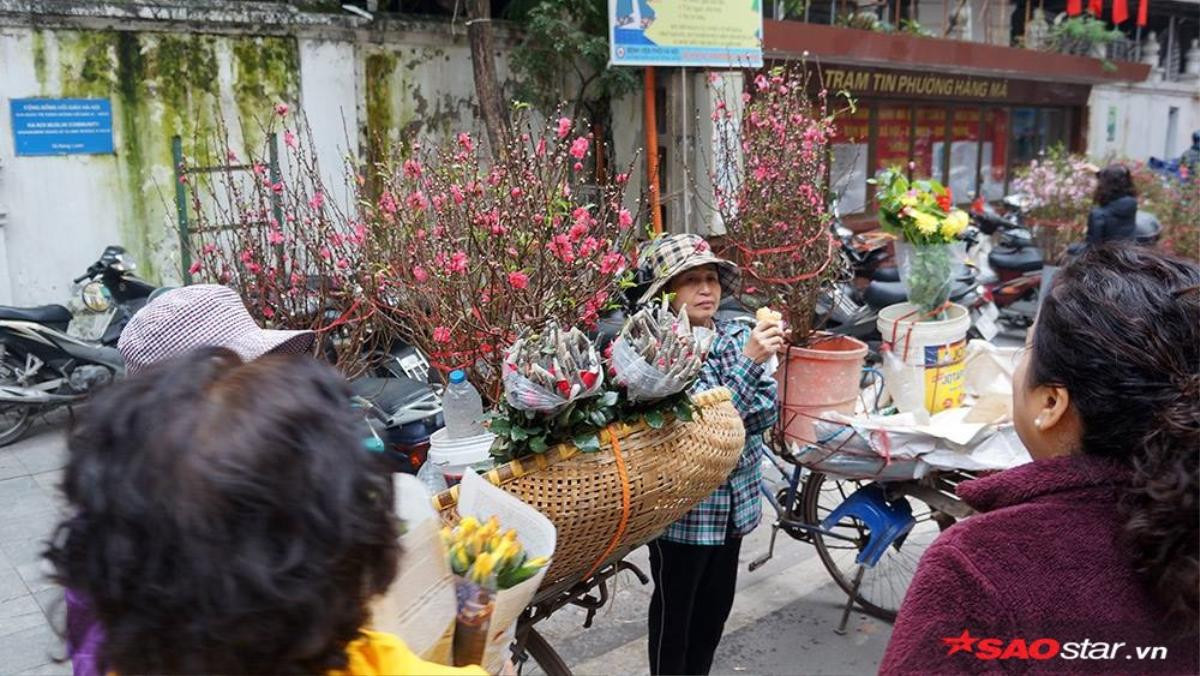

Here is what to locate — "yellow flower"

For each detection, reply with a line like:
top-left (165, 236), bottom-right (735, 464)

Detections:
top-left (900, 194), bottom-right (919, 207)
top-left (940, 210), bottom-right (969, 238)
top-left (911, 210), bottom-right (940, 235)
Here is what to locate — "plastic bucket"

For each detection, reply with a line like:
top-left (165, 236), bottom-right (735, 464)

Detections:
top-left (428, 428), bottom-right (495, 486)
top-left (777, 334), bottom-right (869, 445)
top-left (877, 303), bottom-right (971, 413)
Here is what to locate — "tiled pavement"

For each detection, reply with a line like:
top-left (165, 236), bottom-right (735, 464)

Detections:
top-left (0, 411), bottom-right (71, 675)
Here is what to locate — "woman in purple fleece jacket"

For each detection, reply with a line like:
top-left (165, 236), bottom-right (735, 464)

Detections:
top-left (882, 245), bottom-right (1198, 675)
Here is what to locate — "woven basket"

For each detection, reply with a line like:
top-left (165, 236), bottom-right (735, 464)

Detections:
top-left (432, 388), bottom-right (745, 597)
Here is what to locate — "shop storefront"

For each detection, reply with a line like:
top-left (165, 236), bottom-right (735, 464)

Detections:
top-left (762, 19), bottom-right (1150, 223)
top-left (821, 65), bottom-right (1089, 216)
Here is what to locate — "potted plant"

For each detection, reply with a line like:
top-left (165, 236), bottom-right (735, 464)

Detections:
top-left (708, 64), bottom-right (864, 445)
top-left (873, 168), bottom-right (971, 317)
top-left (183, 106), bottom-right (382, 375)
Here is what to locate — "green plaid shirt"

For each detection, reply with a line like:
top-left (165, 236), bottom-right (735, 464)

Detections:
top-left (661, 319), bottom-right (778, 546)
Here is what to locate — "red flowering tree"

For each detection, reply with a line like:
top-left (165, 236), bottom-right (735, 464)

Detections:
top-left (708, 65), bottom-right (843, 342)
top-left (183, 106), bottom-right (384, 374)
top-left (363, 114), bottom-right (641, 401)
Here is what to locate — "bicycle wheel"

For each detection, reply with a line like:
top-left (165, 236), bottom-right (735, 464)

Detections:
top-left (801, 471), bottom-right (955, 621)
top-left (521, 628), bottom-right (572, 676)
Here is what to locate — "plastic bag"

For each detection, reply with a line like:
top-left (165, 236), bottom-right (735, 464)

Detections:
top-left (501, 323), bottom-right (604, 413)
top-left (880, 346), bottom-right (928, 419)
top-left (611, 336), bottom-right (693, 402)
top-left (610, 300), bottom-right (714, 402)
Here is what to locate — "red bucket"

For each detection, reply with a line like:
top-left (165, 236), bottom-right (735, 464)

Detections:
top-left (776, 334), bottom-right (869, 445)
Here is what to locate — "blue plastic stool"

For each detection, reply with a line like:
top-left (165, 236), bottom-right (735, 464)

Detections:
top-left (820, 483), bottom-right (917, 634)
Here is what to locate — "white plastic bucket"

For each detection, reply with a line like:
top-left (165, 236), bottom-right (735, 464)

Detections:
top-left (877, 303), bottom-right (971, 413)
top-left (428, 428), bottom-right (495, 486)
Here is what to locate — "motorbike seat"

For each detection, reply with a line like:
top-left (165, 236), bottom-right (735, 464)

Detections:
top-left (989, 247), bottom-right (1043, 273)
top-left (872, 266), bottom-right (900, 282)
top-left (0, 304), bottom-right (72, 325)
top-left (350, 377), bottom-right (436, 412)
top-left (864, 281), bottom-right (909, 309)
top-left (949, 277), bottom-right (979, 300)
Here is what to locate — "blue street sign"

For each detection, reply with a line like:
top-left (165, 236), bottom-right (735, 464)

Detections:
top-left (10, 98), bottom-right (115, 156)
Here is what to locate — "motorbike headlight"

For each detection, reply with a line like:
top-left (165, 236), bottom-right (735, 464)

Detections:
top-left (81, 281), bottom-right (112, 312)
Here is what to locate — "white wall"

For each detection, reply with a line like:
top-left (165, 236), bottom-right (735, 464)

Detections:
top-left (1088, 80), bottom-right (1200, 162)
top-left (0, 4), bottom-right (522, 306)
top-left (0, 26), bottom-right (128, 306)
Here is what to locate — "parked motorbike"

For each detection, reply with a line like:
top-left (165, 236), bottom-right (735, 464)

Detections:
top-left (0, 246), bottom-right (156, 446)
top-left (354, 373), bottom-right (444, 474)
top-left (973, 199), bottom-right (1163, 330)
top-left (316, 305), bottom-right (446, 474)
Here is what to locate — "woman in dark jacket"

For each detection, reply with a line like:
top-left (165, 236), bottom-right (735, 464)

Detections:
top-left (881, 246), bottom-right (1198, 675)
top-left (1085, 164), bottom-right (1138, 245)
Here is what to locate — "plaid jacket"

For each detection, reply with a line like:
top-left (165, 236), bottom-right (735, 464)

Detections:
top-left (660, 319), bottom-right (778, 546)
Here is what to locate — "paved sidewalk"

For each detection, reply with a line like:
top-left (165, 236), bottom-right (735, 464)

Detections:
top-left (0, 411), bottom-right (71, 675)
top-left (0, 409), bottom-right (902, 676)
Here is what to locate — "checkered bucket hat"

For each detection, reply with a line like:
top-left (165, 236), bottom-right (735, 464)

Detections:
top-left (637, 233), bottom-right (740, 305)
top-left (118, 284), bottom-right (316, 375)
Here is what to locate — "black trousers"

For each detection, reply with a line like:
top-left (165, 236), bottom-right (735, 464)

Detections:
top-left (647, 535), bottom-right (743, 675)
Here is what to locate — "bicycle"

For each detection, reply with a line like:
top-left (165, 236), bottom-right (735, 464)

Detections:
top-left (749, 369), bottom-right (977, 629)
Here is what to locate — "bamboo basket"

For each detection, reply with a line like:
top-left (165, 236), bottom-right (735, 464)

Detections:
top-left (432, 388), bottom-right (745, 596)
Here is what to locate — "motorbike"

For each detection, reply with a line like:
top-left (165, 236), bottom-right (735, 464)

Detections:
top-left (0, 246), bottom-right (157, 446)
top-left (315, 304), bottom-right (445, 474)
top-left (973, 197), bottom-right (1164, 329)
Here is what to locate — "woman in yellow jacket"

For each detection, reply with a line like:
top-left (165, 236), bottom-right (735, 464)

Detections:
top-left (45, 348), bottom-right (486, 675)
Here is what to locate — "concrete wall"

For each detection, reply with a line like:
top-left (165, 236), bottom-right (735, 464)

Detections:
top-left (0, 0), bottom-right (527, 305)
top-left (1087, 79), bottom-right (1200, 162)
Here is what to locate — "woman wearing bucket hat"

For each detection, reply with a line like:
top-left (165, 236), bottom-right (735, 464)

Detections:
top-left (61, 285), bottom-right (491, 675)
top-left (639, 234), bottom-right (783, 675)
top-left (67, 284), bottom-right (318, 676)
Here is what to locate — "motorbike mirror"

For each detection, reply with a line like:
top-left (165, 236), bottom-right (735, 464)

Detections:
top-left (1001, 194), bottom-right (1024, 210)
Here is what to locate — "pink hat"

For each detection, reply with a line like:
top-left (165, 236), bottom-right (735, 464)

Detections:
top-left (118, 285), bottom-right (315, 375)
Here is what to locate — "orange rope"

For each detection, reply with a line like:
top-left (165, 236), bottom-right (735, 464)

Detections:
top-left (582, 428), bottom-right (631, 580)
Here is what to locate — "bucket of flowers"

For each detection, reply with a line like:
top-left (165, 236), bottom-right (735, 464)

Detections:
top-left (874, 168), bottom-right (971, 317)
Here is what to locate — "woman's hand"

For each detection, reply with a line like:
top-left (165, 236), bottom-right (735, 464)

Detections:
top-left (744, 319), bottom-right (785, 364)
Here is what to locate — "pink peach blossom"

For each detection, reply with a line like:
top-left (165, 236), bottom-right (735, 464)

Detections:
top-left (508, 271), bottom-right (529, 289)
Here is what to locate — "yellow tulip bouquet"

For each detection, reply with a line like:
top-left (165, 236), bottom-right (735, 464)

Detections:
top-left (442, 515), bottom-right (549, 667)
top-left (874, 168), bottom-right (971, 315)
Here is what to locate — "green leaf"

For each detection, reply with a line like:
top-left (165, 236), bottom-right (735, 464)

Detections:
top-left (573, 432), bottom-right (601, 452)
top-left (644, 410), bottom-right (666, 429)
top-left (489, 418), bottom-right (511, 436)
top-left (589, 409), bottom-right (610, 428)
top-left (674, 403), bottom-right (694, 422)
top-left (510, 426), bottom-right (530, 441)
top-left (599, 390), bottom-right (620, 408)
top-left (529, 436), bottom-right (548, 454)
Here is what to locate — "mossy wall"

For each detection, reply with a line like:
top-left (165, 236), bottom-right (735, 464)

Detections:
top-left (15, 19), bottom-right (517, 291)
top-left (31, 27), bottom-right (300, 282)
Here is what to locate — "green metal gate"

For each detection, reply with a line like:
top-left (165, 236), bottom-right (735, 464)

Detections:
top-left (171, 133), bottom-right (283, 283)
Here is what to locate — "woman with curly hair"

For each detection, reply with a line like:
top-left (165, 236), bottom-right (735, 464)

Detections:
top-left (881, 246), bottom-right (1199, 674)
top-left (44, 348), bottom-right (485, 675)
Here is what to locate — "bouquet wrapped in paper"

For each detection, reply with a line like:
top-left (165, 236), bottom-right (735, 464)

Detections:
top-left (447, 471), bottom-right (556, 672)
top-left (611, 300), bottom-right (715, 402)
top-left (502, 322), bottom-right (604, 413)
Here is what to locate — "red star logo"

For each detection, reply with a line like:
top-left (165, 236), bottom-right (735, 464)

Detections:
top-left (942, 629), bottom-right (978, 656)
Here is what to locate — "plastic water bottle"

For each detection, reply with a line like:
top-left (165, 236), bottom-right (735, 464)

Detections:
top-left (416, 458), bottom-right (448, 494)
top-left (443, 369), bottom-right (485, 439)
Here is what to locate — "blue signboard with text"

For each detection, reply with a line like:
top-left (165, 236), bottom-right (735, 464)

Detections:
top-left (10, 98), bottom-right (115, 156)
